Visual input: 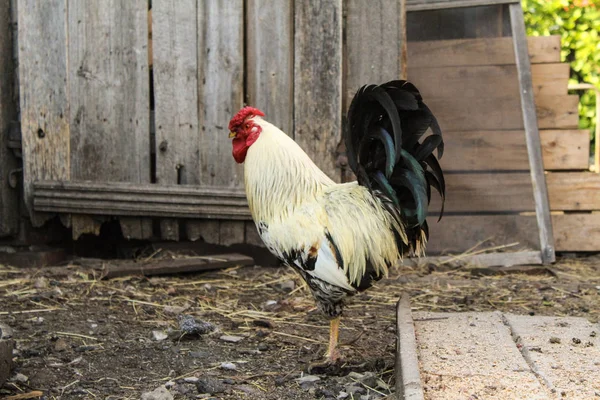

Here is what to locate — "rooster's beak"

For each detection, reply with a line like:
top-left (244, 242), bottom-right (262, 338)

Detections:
top-left (228, 131), bottom-right (236, 139)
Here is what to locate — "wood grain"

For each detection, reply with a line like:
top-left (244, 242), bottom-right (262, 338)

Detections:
top-left (426, 94), bottom-right (579, 131)
top-left (345, 0), bottom-right (404, 109)
top-left (425, 214), bottom-right (539, 254)
top-left (152, 0), bottom-right (199, 239)
top-left (552, 213), bottom-right (600, 252)
top-left (246, 0), bottom-right (294, 135)
top-left (440, 130), bottom-right (589, 171)
top-left (410, 63), bottom-right (569, 99)
top-left (547, 173), bottom-right (600, 211)
top-left (197, 0), bottom-right (244, 188)
top-left (407, 35), bottom-right (561, 67)
top-left (294, 0), bottom-right (343, 182)
top-left (68, 1), bottom-right (151, 238)
top-left (17, 0), bottom-right (70, 226)
top-left (0, 3), bottom-right (18, 236)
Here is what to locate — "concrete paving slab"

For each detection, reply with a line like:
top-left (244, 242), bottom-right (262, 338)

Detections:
top-left (504, 314), bottom-right (600, 398)
top-left (413, 311), bottom-right (554, 400)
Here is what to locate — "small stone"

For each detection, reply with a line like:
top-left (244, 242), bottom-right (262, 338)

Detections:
top-left (338, 392), bottom-right (350, 399)
top-left (196, 377), bottom-right (226, 394)
top-left (219, 335), bottom-right (244, 343)
top-left (257, 343), bottom-right (269, 352)
top-left (11, 373), bottom-right (28, 383)
top-left (184, 377), bottom-right (199, 383)
top-left (164, 381), bottom-right (176, 389)
top-left (276, 280), bottom-right (295, 293)
top-left (152, 330), bottom-right (168, 341)
top-left (347, 372), bottom-right (365, 380)
top-left (345, 384), bottom-right (366, 395)
top-left (141, 386), bottom-right (173, 400)
top-left (591, 331), bottom-right (597, 337)
top-left (549, 337), bottom-right (561, 344)
top-left (220, 362), bottom-right (237, 370)
top-left (297, 375), bottom-right (320, 384)
top-left (163, 304), bottom-right (190, 315)
top-left (572, 337), bottom-right (582, 345)
top-left (0, 323), bottom-right (14, 339)
top-left (54, 338), bottom-right (69, 352)
top-left (252, 320), bottom-right (273, 329)
top-left (178, 315), bottom-right (216, 336)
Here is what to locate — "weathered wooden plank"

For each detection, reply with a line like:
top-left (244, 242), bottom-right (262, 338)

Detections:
top-left (345, 0), bottom-right (404, 109)
top-left (406, 251), bottom-right (543, 267)
top-left (440, 130), bottom-right (589, 171)
top-left (425, 214), bottom-right (539, 254)
top-left (68, 1), bottom-right (151, 238)
top-left (153, 0), bottom-right (200, 239)
top-left (0, 2), bottom-right (18, 237)
top-left (407, 36), bottom-right (561, 67)
top-left (426, 94), bottom-right (579, 131)
top-left (429, 172), bottom-right (600, 213)
top-left (395, 294), bottom-right (424, 400)
top-left (194, 220), bottom-right (221, 244)
top-left (410, 63), bottom-right (569, 99)
top-left (198, 0), bottom-right (244, 188)
top-left (547, 173), bottom-right (600, 211)
top-left (294, 0), bottom-right (343, 182)
top-left (429, 173), bottom-right (535, 213)
top-left (246, 0), bottom-right (293, 135)
top-left (406, 0), bottom-right (517, 12)
top-left (510, 2), bottom-right (555, 264)
top-left (219, 221), bottom-right (245, 246)
top-left (244, 221), bottom-right (264, 247)
top-left (120, 217), bottom-right (153, 240)
top-left (17, 0), bottom-right (70, 226)
top-left (552, 213), bottom-right (600, 252)
top-left (102, 253), bottom-right (254, 279)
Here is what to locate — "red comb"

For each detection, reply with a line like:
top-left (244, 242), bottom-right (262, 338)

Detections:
top-left (229, 107), bottom-right (265, 131)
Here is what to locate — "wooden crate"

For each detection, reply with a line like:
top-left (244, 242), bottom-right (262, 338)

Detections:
top-left (408, 34), bottom-right (598, 253)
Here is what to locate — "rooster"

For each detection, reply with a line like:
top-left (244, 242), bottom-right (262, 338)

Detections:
top-left (228, 80), bottom-right (445, 364)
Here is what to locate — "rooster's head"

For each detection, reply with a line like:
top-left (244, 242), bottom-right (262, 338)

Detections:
top-left (228, 106), bottom-right (265, 163)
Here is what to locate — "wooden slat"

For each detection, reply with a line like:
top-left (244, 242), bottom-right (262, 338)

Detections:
top-left (17, 0), bottom-right (70, 226)
top-left (547, 173), bottom-right (600, 211)
top-left (425, 214), bottom-right (539, 254)
top-left (198, 0), bottom-right (244, 188)
top-left (0, 3), bottom-right (18, 236)
top-left (294, 0), bottom-right (343, 182)
top-left (552, 213), bottom-right (600, 252)
top-left (440, 130), bottom-right (589, 171)
top-left (345, 0), bottom-right (404, 109)
top-left (408, 36), bottom-right (561, 67)
top-left (510, 2), bottom-right (555, 263)
top-left (219, 221), bottom-right (245, 246)
top-left (427, 94), bottom-right (579, 131)
top-left (246, 0), bottom-right (293, 135)
top-left (410, 63), bottom-right (569, 98)
top-left (102, 253), bottom-right (254, 279)
top-left (429, 173), bottom-right (535, 213)
top-left (153, 0), bottom-right (199, 240)
top-left (68, 1), bottom-right (151, 238)
top-left (406, 0), bottom-right (517, 12)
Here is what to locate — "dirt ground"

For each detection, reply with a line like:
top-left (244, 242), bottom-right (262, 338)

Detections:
top-left (0, 250), bottom-right (599, 400)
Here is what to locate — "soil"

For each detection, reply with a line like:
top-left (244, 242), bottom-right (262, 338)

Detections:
top-left (0, 251), bottom-right (599, 400)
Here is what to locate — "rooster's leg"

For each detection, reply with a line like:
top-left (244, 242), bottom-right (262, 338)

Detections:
top-left (325, 316), bottom-right (341, 362)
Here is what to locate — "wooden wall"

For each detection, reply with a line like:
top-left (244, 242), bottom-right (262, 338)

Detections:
top-left (0, 1), bottom-right (19, 237)
top-left (407, 10), bottom-right (598, 253)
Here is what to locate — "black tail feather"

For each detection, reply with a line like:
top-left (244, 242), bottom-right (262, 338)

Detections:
top-left (346, 80), bottom-right (446, 255)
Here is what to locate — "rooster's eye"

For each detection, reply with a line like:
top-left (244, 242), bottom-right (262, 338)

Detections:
top-left (245, 123), bottom-right (251, 129)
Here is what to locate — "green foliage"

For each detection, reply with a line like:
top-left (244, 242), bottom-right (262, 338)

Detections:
top-left (523, 0), bottom-right (600, 152)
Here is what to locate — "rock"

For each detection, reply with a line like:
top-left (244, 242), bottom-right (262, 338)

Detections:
top-left (163, 304), bottom-right (190, 315)
top-left (54, 338), bottom-right (69, 352)
top-left (183, 377), bottom-right (199, 383)
top-left (34, 277), bottom-right (49, 289)
top-left (297, 375), bottom-right (320, 384)
top-left (219, 335), bottom-right (244, 343)
top-left (257, 343), bottom-right (269, 352)
top-left (196, 377), bottom-right (227, 394)
top-left (338, 392), bottom-right (350, 399)
top-left (152, 330), bottom-right (168, 341)
top-left (164, 381), bottom-right (176, 389)
top-left (178, 315), bottom-right (216, 336)
top-left (276, 280), bottom-right (295, 293)
top-left (11, 373), bottom-right (28, 383)
top-left (220, 362), bottom-right (237, 370)
top-left (141, 386), bottom-right (173, 400)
